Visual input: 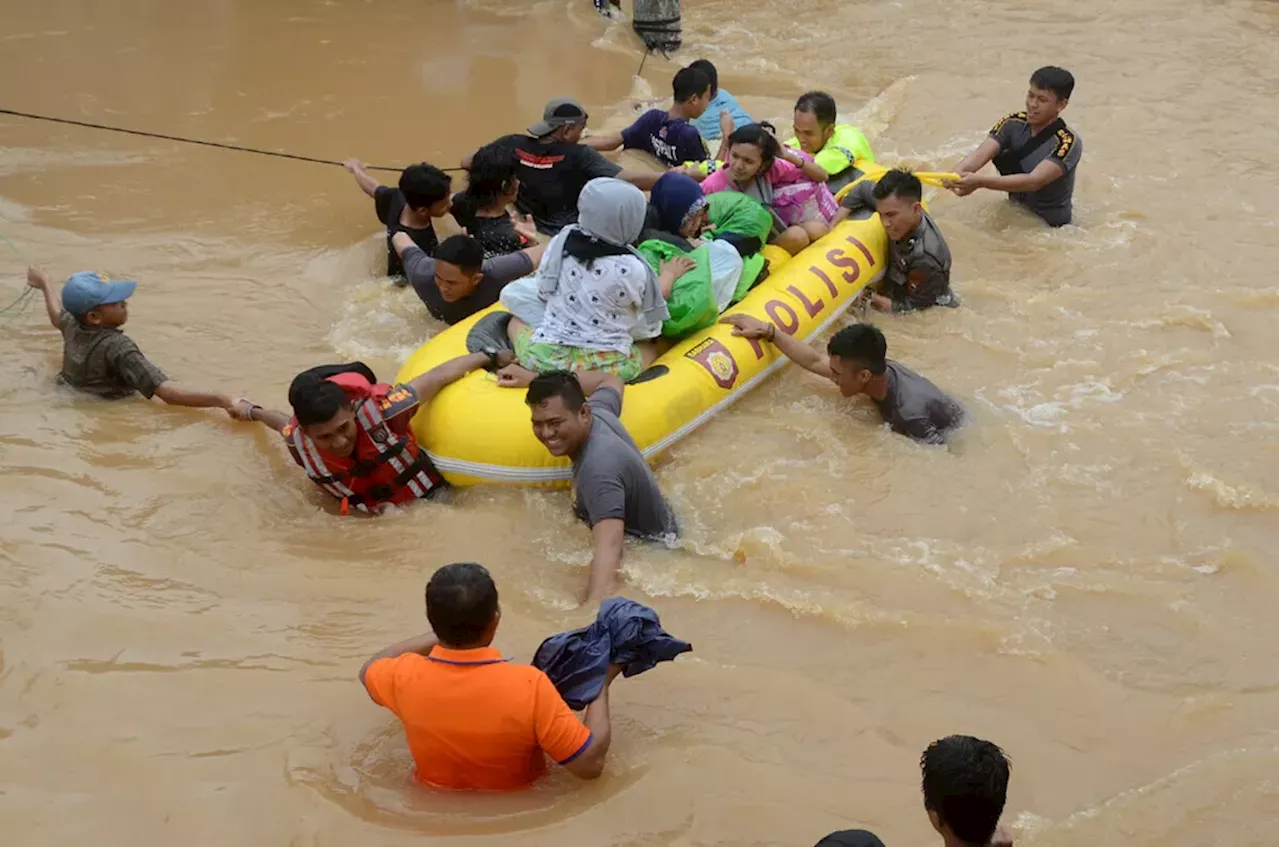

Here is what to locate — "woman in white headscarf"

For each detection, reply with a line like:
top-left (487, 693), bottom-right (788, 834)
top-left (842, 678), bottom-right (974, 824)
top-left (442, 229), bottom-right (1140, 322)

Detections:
top-left (500, 178), bottom-right (692, 384)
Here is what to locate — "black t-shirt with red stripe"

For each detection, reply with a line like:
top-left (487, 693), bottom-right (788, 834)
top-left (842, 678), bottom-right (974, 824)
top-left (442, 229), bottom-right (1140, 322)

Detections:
top-left (493, 134), bottom-right (622, 235)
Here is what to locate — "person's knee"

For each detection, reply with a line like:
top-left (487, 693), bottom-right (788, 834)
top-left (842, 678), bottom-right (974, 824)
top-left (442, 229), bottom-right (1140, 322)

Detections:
top-left (772, 226), bottom-right (808, 255)
top-left (803, 220), bottom-right (830, 239)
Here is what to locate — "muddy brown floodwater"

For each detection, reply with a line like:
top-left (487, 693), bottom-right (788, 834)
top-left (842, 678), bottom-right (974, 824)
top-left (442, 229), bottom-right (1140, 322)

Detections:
top-left (1, 1), bottom-right (1276, 845)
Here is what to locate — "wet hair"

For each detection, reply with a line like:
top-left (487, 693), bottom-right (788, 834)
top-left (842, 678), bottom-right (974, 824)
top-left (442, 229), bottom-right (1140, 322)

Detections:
top-left (921, 736), bottom-right (1011, 846)
top-left (463, 142), bottom-right (518, 208)
top-left (826, 323), bottom-right (887, 374)
top-left (687, 59), bottom-right (719, 97)
top-left (1030, 66), bottom-right (1075, 101)
top-left (672, 66), bottom-right (711, 103)
top-left (287, 362), bottom-right (377, 426)
top-left (525, 370), bottom-right (587, 411)
top-left (726, 122), bottom-right (781, 172)
top-left (795, 91), bottom-right (838, 127)
top-left (435, 235), bottom-right (485, 273)
top-left (425, 562), bottom-right (499, 647)
top-left (399, 162), bottom-right (452, 210)
top-left (873, 168), bottom-right (923, 203)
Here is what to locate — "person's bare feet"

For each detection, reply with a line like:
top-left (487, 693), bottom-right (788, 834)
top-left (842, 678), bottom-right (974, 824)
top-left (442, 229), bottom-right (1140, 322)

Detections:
top-left (496, 363), bottom-right (536, 388)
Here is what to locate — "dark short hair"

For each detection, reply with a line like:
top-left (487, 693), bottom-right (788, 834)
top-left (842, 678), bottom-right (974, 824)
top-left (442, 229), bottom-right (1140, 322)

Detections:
top-left (672, 66), bottom-right (711, 103)
top-left (399, 163), bottom-right (452, 209)
top-left (435, 234), bottom-right (485, 273)
top-left (687, 59), bottom-right (718, 96)
top-left (425, 562), bottom-right (499, 647)
top-left (464, 141), bottom-right (518, 207)
top-left (873, 168), bottom-right (923, 203)
top-left (795, 91), bottom-right (838, 127)
top-left (921, 736), bottom-right (1011, 846)
top-left (287, 364), bottom-right (373, 426)
top-left (525, 370), bottom-right (587, 411)
top-left (826, 323), bottom-right (887, 374)
top-left (1030, 66), bottom-right (1074, 100)
top-left (726, 122), bottom-right (781, 171)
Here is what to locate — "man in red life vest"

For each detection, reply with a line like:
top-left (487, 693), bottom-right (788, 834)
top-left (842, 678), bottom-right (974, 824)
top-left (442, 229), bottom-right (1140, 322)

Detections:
top-left (231, 350), bottom-right (511, 513)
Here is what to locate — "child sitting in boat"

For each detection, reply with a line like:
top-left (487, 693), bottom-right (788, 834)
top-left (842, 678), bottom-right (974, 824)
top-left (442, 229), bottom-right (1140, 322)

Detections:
top-left (699, 122), bottom-right (836, 256)
top-left (497, 178), bottom-right (693, 387)
top-left (450, 142), bottom-right (538, 259)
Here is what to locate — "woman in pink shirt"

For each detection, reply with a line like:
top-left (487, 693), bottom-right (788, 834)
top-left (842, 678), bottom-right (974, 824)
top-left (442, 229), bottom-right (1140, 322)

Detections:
top-left (700, 122), bottom-right (837, 255)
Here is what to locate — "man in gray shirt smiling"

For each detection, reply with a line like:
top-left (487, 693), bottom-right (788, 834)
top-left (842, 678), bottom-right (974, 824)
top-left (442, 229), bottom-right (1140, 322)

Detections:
top-left (525, 371), bottom-right (676, 604)
top-left (948, 66), bottom-right (1082, 226)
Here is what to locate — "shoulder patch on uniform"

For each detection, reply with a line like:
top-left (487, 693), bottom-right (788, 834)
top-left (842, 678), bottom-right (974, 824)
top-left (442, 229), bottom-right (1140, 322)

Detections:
top-left (1053, 127), bottom-right (1076, 159)
top-left (281, 423), bottom-right (294, 437)
top-left (989, 111), bottom-right (1028, 134)
top-left (380, 383), bottom-right (420, 419)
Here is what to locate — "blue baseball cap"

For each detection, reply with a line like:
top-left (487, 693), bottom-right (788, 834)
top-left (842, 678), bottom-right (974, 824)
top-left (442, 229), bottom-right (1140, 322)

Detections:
top-left (61, 271), bottom-right (137, 317)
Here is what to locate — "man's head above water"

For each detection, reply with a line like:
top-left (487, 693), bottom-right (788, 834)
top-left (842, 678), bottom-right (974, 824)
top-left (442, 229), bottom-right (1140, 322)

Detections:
top-left (825, 323), bottom-right (888, 398)
top-left (287, 364), bottom-right (380, 458)
top-left (872, 168), bottom-right (925, 242)
top-left (921, 735), bottom-right (1011, 846)
top-left (425, 562), bottom-right (501, 649)
top-left (433, 235), bottom-right (486, 302)
top-left (1025, 66), bottom-right (1074, 128)
top-left (530, 97), bottom-right (590, 144)
top-left (525, 370), bottom-right (594, 458)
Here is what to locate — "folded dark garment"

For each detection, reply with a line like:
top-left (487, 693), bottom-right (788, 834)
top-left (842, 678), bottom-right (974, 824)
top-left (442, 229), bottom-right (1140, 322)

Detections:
top-left (532, 597), bottom-right (692, 710)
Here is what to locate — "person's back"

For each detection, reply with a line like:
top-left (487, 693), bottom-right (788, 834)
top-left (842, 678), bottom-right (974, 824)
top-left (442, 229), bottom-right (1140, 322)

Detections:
top-left (364, 648), bottom-right (589, 790)
top-left (878, 360), bottom-right (964, 444)
top-left (360, 563), bottom-right (618, 789)
top-left (507, 134), bottom-right (598, 234)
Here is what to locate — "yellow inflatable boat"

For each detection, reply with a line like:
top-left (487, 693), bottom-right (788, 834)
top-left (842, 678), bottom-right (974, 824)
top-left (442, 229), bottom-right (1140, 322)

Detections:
top-left (395, 175), bottom-right (890, 487)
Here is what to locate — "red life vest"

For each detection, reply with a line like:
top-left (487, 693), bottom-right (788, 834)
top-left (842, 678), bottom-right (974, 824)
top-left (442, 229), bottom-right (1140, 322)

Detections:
top-left (282, 373), bottom-right (444, 512)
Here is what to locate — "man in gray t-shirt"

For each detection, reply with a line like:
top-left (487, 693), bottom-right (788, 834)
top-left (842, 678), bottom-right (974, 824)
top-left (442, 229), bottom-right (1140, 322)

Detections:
top-left (834, 169), bottom-right (956, 313)
top-left (948, 66), bottom-right (1082, 227)
top-left (719, 316), bottom-right (964, 445)
top-left (525, 371), bottom-right (676, 604)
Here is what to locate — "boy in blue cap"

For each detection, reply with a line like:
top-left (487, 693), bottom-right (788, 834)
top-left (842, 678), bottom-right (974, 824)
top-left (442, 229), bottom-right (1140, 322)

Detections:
top-left (26, 266), bottom-right (240, 411)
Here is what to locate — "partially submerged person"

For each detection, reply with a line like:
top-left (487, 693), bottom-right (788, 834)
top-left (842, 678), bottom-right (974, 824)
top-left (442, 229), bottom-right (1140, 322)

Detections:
top-left (393, 231), bottom-right (545, 325)
top-left (687, 59), bottom-right (753, 144)
top-left (833, 168), bottom-right (957, 313)
top-left (815, 736), bottom-right (1013, 847)
top-left (473, 97), bottom-right (659, 236)
top-left (498, 178), bottom-right (691, 384)
top-left (586, 66), bottom-right (712, 169)
top-left (343, 159), bottom-right (452, 278)
top-left (230, 351), bottom-right (511, 513)
top-left (701, 122), bottom-right (837, 255)
top-left (450, 141), bottom-right (538, 258)
top-left (524, 372), bottom-right (677, 604)
top-left (26, 267), bottom-right (239, 412)
top-left (948, 67), bottom-right (1082, 227)
top-left (786, 91), bottom-right (877, 196)
top-left (359, 561), bottom-right (622, 789)
top-left (720, 318), bottom-right (964, 444)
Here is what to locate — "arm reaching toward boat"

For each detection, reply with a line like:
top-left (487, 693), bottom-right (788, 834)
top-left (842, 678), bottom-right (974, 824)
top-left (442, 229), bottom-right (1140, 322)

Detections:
top-left (720, 314), bottom-right (830, 378)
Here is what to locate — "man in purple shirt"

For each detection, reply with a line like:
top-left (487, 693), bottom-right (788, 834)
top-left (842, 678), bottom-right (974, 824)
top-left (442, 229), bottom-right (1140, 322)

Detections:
top-left (586, 66), bottom-right (711, 168)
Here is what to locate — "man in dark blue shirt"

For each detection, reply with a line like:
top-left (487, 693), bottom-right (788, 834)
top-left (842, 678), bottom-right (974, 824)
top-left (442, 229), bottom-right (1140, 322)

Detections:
top-left (586, 66), bottom-right (711, 168)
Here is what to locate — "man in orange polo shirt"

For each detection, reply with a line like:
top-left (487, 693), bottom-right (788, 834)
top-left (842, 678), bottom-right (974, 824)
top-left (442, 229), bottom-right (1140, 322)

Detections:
top-left (358, 562), bottom-right (621, 790)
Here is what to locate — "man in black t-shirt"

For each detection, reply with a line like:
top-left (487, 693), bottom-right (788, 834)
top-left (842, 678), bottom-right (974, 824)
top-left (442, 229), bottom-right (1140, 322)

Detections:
top-left (344, 159), bottom-right (453, 277)
top-left (721, 316), bottom-right (964, 445)
top-left (464, 98), bottom-right (661, 236)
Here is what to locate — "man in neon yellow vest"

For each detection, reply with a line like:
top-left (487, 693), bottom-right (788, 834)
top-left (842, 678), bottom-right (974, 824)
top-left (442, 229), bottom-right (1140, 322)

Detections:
top-left (785, 91), bottom-right (876, 195)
